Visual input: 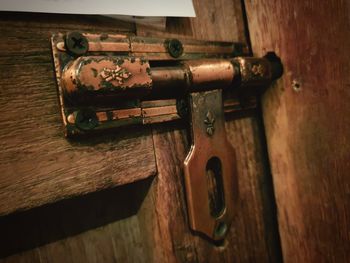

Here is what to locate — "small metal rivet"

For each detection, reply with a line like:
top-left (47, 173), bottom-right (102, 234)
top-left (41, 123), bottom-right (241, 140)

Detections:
top-left (166, 39), bottom-right (184, 58)
top-left (65, 32), bottom-right (89, 56)
top-left (67, 113), bottom-right (75, 124)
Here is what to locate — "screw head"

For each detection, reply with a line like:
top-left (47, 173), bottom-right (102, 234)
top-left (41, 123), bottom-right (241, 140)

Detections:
top-left (167, 39), bottom-right (184, 58)
top-left (74, 109), bottom-right (98, 131)
top-left (65, 32), bottom-right (88, 56)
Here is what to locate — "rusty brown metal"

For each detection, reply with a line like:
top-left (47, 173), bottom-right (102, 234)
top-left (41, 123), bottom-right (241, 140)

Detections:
top-left (150, 60), bottom-right (235, 97)
top-left (57, 33), bottom-right (130, 52)
top-left (51, 32), bottom-right (281, 136)
top-left (61, 100), bottom-right (182, 136)
top-left (150, 67), bottom-right (188, 98)
top-left (184, 89), bottom-right (238, 240)
top-left (141, 99), bottom-right (180, 124)
top-left (183, 59), bottom-right (235, 92)
top-left (62, 56), bottom-right (152, 98)
top-left (51, 33), bottom-right (282, 241)
top-left (54, 33), bottom-right (245, 60)
top-left (232, 57), bottom-right (272, 92)
top-left (51, 33), bottom-right (282, 137)
top-left (61, 58), bottom-right (238, 101)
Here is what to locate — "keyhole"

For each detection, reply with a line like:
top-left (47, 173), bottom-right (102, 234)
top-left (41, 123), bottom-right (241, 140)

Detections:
top-left (206, 157), bottom-right (225, 218)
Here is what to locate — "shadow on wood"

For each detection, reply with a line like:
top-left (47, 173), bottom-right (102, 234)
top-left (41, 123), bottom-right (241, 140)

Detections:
top-left (0, 176), bottom-right (154, 259)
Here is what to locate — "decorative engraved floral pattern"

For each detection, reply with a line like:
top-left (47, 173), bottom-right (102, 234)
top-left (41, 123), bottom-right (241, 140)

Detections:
top-left (204, 110), bottom-right (215, 136)
top-left (100, 66), bottom-right (132, 84)
top-left (251, 64), bottom-right (265, 77)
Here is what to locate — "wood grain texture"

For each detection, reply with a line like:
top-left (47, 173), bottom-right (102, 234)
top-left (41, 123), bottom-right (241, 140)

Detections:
top-left (245, 0), bottom-right (350, 262)
top-left (0, 1), bottom-right (284, 261)
top-left (137, 0), bottom-right (282, 261)
top-left (0, 178), bottom-right (153, 262)
top-left (137, 0), bottom-right (246, 42)
top-left (0, 12), bottom-right (156, 216)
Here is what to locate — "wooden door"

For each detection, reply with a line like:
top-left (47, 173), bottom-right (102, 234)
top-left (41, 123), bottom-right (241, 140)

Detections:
top-left (245, 0), bottom-right (350, 262)
top-left (0, 1), bottom-right (282, 262)
top-left (2, 0), bottom-right (348, 262)
top-left (0, 1), bottom-right (282, 261)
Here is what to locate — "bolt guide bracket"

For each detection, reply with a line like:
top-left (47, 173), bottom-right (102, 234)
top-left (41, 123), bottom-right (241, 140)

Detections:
top-left (51, 32), bottom-right (283, 241)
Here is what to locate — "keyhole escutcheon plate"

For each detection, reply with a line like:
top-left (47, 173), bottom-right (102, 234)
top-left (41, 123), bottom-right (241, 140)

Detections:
top-left (184, 89), bottom-right (238, 240)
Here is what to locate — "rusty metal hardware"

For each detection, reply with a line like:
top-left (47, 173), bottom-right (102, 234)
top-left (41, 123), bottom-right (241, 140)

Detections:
top-left (51, 32), bottom-right (283, 240)
top-left (65, 32), bottom-right (89, 56)
top-left (166, 39), bottom-right (184, 58)
top-left (184, 90), bottom-right (237, 240)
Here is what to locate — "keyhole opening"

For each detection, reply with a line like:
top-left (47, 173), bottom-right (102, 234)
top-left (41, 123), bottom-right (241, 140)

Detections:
top-left (206, 157), bottom-right (225, 218)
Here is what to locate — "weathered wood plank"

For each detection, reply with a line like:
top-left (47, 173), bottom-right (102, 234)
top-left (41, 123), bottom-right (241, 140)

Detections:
top-left (0, 0), bottom-right (285, 261)
top-left (0, 178), bottom-right (152, 262)
top-left (0, 13), bottom-right (156, 216)
top-left (137, 0), bottom-right (246, 42)
top-left (245, 0), bottom-right (350, 262)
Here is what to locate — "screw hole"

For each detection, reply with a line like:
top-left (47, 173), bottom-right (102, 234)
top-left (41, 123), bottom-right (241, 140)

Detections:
top-left (214, 222), bottom-right (228, 239)
top-left (292, 79), bottom-right (301, 92)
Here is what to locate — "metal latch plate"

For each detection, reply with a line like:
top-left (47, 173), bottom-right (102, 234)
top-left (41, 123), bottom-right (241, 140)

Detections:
top-left (184, 89), bottom-right (237, 240)
top-left (51, 33), bottom-right (252, 137)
